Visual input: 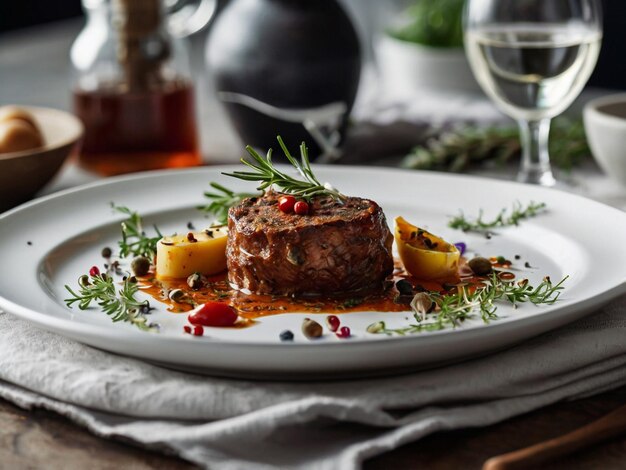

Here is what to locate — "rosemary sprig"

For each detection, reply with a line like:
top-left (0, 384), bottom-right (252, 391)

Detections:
top-left (401, 117), bottom-right (590, 173)
top-left (64, 274), bottom-right (157, 331)
top-left (112, 204), bottom-right (162, 259)
top-left (448, 201), bottom-right (546, 233)
top-left (224, 136), bottom-right (346, 202)
top-left (368, 274), bottom-right (567, 335)
top-left (199, 182), bottom-right (261, 225)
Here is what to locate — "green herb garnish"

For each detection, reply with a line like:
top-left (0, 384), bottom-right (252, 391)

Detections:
top-left (201, 136), bottom-right (345, 221)
top-left (225, 136), bottom-right (346, 201)
top-left (200, 182), bottom-right (261, 225)
top-left (64, 275), bottom-right (156, 331)
top-left (342, 298), bottom-right (363, 308)
top-left (112, 204), bottom-right (162, 259)
top-left (368, 274), bottom-right (567, 335)
top-left (448, 201), bottom-right (546, 233)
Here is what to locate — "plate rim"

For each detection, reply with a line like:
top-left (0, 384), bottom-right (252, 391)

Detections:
top-left (1, 165), bottom-right (625, 351)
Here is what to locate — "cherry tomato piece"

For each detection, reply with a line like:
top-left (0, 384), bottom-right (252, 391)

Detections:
top-left (193, 325), bottom-right (204, 336)
top-left (189, 302), bottom-right (238, 327)
top-left (278, 195), bottom-right (296, 213)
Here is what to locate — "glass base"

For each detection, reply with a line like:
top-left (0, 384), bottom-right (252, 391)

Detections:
top-left (517, 167), bottom-right (556, 187)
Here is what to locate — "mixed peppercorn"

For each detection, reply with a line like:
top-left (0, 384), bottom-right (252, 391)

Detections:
top-left (278, 195), bottom-right (309, 215)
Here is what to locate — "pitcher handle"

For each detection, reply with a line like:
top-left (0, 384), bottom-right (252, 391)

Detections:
top-left (166, 0), bottom-right (216, 38)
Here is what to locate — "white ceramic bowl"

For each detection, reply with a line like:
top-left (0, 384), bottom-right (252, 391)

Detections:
top-left (0, 106), bottom-right (83, 212)
top-left (375, 35), bottom-right (481, 95)
top-left (583, 93), bottom-right (626, 188)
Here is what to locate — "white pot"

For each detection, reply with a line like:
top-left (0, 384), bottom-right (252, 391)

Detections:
top-left (375, 35), bottom-right (482, 95)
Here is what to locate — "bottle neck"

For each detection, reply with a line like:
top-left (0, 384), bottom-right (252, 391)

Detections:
top-left (112, 0), bottom-right (170, 92)
top-left (112, 0), bottom-right (164, 38)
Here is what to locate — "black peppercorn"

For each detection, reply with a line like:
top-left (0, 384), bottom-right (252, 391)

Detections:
top-left (279, 330), bottom-right (294, 341)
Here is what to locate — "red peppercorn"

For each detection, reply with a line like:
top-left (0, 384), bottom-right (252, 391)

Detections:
top-left (294, 200), bottom-right (309, 215)
top-left (326, 315), bottom-right (340, 332)
top-left (193, 325), bottom-right (204, 336)
top-left (89, 266), bottom-right (100, 277)
top-left (183, 325), bottom-right (192, 334)
top-left (189, 302), bottom-right (238, 327)
top-left (336, 326), bottom-right (351, 338)
top-left (278, 195), bottom-right (296, 213)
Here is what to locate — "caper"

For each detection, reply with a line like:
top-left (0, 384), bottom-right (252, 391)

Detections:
top-left (168, 289), bottom-right (186, 303)
top-left (366, 321), bottom-right (385, 334)
top-left (131, 256), bottom-right (151, 276)
top-left (78, 274), bottom-right (90, 287)
top-left (187, 272), bottom-right (203, 290)
top-left (468, 257), bottom-right (493, 276)
top-left (101, 246), bottom-right (112, 258)
top-left (301, 318), bottom-right (323, 339)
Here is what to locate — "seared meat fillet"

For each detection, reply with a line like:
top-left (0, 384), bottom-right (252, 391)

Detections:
top-left (227, 192), bottom-right (394, 296)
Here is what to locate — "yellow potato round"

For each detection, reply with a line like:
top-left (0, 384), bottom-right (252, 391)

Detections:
top-left (395, 216), bottom-right (460, 281)
top-left (156, 227), bottom-right (228, 279)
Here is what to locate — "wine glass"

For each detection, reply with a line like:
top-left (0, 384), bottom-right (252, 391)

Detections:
top-left (464, 0), bottom-right (602, 186)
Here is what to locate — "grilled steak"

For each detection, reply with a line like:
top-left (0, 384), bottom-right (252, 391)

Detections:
top-left (227, 192), bottom-right (394, 296)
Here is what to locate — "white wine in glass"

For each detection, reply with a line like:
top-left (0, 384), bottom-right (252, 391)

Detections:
top-left (464, 1), bottom-right (602, 186)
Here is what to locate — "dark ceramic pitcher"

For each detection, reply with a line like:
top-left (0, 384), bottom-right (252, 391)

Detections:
top-left (205, 0), bottom-right (361, 160)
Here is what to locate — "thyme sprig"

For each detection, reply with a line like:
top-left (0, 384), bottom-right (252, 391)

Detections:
top-left (224, 136), bottom-right (346, 202)
top-left (113, 204), bottom-right (162, 259)
top-left (199, 183), bottom-right (261, 225)
top-left (448, 201), bottom-right (546, 233)
top-left (64, 274), bottom-right (157, 331)
top-left (368, 274), bottom-right (567, 335)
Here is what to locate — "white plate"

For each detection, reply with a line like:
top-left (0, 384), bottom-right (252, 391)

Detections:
top-left (1, 166), bottom-right (625, 379)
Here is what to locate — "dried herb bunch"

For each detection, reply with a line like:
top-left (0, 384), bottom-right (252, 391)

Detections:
top-left (402, 117), bottom-right (589, 173)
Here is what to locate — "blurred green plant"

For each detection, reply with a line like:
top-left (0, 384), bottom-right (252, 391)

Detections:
top-left (389, 0), bottom-right (465, 48)
top-left (401, 117), bottom-right (590, 172)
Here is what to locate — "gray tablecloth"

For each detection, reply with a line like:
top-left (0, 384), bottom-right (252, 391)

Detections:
top-left (1, 296), bottom-right (626, 469)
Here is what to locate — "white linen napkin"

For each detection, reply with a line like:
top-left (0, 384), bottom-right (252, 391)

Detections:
top-left (1, 294), bottom-right (625, 469)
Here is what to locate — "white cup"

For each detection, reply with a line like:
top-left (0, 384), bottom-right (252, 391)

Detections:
top-left (583, 93), bottom-right (626, 188)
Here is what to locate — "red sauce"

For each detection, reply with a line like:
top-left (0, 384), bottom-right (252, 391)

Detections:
top-left (140, 270), bottom-right (411, 320)
top-left (139, 258), bottom-right (510, 323)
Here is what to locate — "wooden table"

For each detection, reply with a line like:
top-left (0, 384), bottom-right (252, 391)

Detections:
top-left (2, 387), bottom-right (626, 469)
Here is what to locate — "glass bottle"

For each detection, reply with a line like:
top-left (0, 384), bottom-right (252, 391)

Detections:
top-left (70, 0), bottom-right (214, 176)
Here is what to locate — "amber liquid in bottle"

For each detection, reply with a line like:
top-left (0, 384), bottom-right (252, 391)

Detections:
top-left (74, 80), bottom-right (201, 176)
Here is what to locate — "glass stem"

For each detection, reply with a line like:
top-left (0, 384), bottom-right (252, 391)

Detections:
top-left (517, 119), bottom-right (556, 186)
